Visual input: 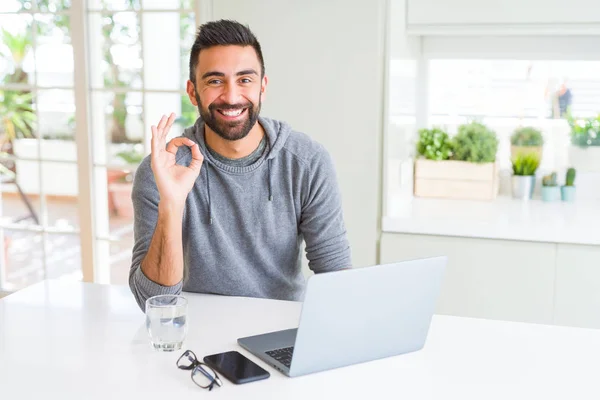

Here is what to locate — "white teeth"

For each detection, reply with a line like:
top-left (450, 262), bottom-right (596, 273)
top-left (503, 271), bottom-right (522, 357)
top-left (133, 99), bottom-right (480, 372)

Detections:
top-left (221, 109), bottom-right (243, 117)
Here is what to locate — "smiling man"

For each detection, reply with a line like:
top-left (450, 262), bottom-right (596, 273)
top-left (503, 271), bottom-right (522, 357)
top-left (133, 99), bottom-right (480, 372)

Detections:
top-left (128, 19), bottom-right (352, 311)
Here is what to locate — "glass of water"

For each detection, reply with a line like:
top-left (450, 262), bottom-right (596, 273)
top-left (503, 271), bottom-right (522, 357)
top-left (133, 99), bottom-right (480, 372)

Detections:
top-left (145, 295), bottom-right (188, 352)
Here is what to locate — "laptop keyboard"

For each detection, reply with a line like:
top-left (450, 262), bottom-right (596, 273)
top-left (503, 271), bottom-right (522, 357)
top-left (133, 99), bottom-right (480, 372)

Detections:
top-left (265, 346), bottom-right (294, 368)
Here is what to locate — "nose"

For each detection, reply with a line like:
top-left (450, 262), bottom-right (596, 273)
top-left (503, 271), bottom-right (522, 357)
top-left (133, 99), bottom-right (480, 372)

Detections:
top-left (220, 81), bottom-right (242, 105)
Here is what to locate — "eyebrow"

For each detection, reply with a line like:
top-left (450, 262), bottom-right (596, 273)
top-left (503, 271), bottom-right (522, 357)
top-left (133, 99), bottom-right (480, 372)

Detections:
top-left (201, 69), bottom-right (259, 80)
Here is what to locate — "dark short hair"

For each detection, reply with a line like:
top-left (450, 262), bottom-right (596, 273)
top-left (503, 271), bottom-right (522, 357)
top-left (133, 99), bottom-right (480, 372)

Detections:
top-left (188, 19), bottom-right (265, 84)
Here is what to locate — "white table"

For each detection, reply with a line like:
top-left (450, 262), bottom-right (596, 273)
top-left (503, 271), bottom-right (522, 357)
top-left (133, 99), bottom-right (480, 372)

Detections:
top-left (1, 280), bottom-right (600, 399)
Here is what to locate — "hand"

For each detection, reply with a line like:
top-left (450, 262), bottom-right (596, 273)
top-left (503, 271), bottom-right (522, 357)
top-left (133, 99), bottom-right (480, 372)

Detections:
top-left (150, 113), bottom-right (204, 209)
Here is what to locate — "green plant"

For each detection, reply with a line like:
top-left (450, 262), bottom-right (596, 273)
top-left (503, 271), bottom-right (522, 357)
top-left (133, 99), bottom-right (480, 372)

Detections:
top-left (415, 127), bottom-right (452, 161)
top-left (511, 126), bottom-right (544, 147)
top-left (116, 147), bottom-right (144, 165)
top-left (0, 29), bottom-right (32, 85)
top-left (452, 122), bottom-right (498, 163)
top-left (176, 94), bottom-right (199, 128)
top-left (566, 112), bottom-right (600, 147)
top-left (565, 167), bottom-right (576, 186)
top-left (511, 152), bottom-right (541, 176)
top-left (542, 172), bottom-right (558, 187)
top-left (0, 90), bottom-right (36, 140)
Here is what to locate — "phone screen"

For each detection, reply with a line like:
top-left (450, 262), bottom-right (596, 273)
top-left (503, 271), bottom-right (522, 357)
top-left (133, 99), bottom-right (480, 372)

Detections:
top-left (203, 351), bottom-right (270, 384)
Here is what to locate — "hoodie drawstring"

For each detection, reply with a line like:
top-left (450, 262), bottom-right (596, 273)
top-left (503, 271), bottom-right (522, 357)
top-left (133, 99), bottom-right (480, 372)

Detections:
top-left (268, 159), bottom-right (273, 201)
top-left (205, 165), bottom-right (212, 224)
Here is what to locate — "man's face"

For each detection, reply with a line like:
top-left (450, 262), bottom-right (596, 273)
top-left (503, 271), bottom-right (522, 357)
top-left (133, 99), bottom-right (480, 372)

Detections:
top-left (187, 45), bottom-right (267, 141)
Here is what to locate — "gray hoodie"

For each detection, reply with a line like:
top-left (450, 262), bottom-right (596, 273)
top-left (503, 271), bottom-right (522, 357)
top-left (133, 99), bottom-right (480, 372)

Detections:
top-left (129, 116), bottom-right (352, 311)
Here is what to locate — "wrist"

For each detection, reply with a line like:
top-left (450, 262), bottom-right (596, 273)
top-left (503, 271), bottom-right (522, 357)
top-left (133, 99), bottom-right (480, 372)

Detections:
top-left (158, 200), bottom-right (185, 217)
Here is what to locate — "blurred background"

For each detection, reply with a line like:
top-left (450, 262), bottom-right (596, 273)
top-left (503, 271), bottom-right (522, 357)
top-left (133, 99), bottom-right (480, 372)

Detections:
top-left (1, 0), bottom-right (599, 330)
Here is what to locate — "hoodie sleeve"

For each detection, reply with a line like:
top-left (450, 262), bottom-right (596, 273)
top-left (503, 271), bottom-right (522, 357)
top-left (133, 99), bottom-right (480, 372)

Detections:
top-left (299, 147), bottom-right (352, 273)
top-left (129, 156), bottom-right (182, 312)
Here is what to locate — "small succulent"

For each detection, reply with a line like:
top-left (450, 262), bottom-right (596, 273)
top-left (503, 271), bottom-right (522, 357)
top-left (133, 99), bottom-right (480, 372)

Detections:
top-left (542, 172), bottom-right (558, 187)
top-left (565, 167), bottom-right (576, 186)
top-left (511, 152), bottom-right (541, 176)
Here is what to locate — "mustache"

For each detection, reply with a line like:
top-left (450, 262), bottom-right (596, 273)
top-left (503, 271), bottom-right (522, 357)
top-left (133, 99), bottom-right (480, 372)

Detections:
top-left (208, 102), bottom-right (253, 111)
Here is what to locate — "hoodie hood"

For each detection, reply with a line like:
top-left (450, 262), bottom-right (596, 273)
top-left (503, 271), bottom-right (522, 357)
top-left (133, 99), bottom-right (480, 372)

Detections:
top-left (180, 115), bottom-right (292, 224)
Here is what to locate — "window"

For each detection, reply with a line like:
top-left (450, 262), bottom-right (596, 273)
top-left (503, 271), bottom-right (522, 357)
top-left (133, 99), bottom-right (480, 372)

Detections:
top-left (426, 59), bottom-right (600, 171)
top-left (0, 0), bottom-right (199, 292)
top-left (0, 0), bottom-right (79, 290)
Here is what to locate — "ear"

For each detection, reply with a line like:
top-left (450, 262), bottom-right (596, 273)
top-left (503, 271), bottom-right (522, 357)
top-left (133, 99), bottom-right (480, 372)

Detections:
top-left (186, 80), bottom-right (198, 106)
top-left (260, 75), bottom-right (268, 97)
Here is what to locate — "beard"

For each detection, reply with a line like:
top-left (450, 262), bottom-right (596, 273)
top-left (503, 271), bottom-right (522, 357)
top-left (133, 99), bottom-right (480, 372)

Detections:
top-left (196, 92), bottom-right (262, 141)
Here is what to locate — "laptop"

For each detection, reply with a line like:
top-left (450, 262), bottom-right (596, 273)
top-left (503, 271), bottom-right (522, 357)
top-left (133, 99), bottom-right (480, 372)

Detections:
top-left (237, 256), bottom-right (447, 377)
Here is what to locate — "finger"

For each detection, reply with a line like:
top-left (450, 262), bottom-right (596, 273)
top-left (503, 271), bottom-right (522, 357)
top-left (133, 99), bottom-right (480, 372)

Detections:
top-left (156, 114), bottom-right (168, 132)
top-left (188, 141), bottom-right (204, 171)
top-left (162, 113), bottom-right (177, 139)
top-left (166, 137), bottom-right (195, 155)
top-left (150, 125), bottom-right (159, 152)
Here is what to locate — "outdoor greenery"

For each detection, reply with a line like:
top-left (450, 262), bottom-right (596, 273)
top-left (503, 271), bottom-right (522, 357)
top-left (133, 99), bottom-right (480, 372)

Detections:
top-left (0, 28), bottom-right (36, 141)
top-left (116, 146), bottom-right (144, 165)
top-left (510, 126), bottom-right (544, 147)
top-left (511, 152), bottom-right (541, 176)
top-left (567, 112), bottom-right (600, 147)
top-left (452, 122), bottom-right (499, 163)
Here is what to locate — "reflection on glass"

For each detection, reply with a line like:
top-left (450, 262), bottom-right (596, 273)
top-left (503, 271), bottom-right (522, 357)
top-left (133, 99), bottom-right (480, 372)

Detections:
top-left (88, 12), bottom-right (142, 89)
top-left (35, 13), bottom-right (73, 87)
top-left (0, 14), bottom-right (34, 85)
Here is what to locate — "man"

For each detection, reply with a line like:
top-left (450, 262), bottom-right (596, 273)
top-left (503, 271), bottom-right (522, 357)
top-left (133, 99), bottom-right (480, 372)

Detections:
top-left (129, 19), bottom-right (352, 311)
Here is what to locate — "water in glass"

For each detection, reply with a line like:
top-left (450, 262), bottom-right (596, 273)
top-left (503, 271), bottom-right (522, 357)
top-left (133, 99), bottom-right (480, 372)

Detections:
top-left (145, 295), bottom-right (188, 351)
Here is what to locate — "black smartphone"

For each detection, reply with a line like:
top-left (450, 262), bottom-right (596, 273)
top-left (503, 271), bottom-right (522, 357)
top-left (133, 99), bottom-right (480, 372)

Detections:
top-left (203, 351), bottom-right (270, 384)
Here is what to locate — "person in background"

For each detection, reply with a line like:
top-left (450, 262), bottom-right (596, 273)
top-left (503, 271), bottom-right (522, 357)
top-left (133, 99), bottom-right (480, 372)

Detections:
top-left (546, 77), bottom-right (573, 118)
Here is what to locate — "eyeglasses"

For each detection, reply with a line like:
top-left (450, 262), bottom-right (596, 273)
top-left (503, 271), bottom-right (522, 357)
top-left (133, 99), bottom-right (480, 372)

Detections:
top-left (176, 350), bottom-right (223, 391)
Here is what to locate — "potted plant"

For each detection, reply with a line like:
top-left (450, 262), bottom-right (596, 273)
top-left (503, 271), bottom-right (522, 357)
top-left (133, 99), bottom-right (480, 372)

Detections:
top-left (413, 122), bottom-right (500, 201)
top-left (510, 126), bottom-right (543, 160)
top-left (541, 172), bottom-right (560, 202)
top-left (511, 151), bottom-right (540, 200)
top-left (561, 167), bottom-right (576, 202)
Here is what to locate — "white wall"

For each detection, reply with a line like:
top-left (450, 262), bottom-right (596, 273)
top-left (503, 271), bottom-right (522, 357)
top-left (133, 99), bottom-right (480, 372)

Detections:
top-left (207, 0), bottom-right (388, 268)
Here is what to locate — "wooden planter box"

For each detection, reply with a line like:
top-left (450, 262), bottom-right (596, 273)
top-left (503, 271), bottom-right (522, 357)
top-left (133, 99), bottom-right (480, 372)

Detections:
top-left (413, 159), bottom-right (499, 201)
